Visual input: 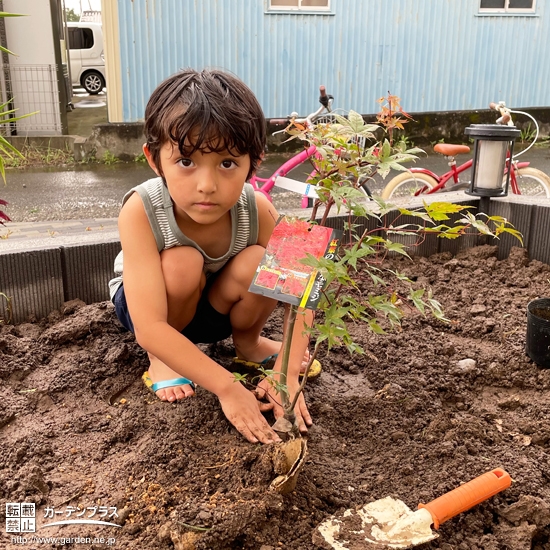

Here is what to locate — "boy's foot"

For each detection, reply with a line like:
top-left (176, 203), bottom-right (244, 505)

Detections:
top-left (146, 354), bottom-right (195, 402)
top-left (145, 337), bottom-right (319, 404)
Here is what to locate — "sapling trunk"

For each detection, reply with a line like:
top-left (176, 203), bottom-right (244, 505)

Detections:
top-left (279, 304), bottom-right (297, 432)
top-left (276, 304), bottom-right (321, 438)
top-left (289, 343), bottom-right (320, 412)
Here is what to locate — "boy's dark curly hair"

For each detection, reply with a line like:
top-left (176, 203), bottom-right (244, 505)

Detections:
top-left (144, 69), bottom-right (266, 180)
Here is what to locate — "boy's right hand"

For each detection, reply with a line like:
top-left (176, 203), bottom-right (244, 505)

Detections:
top-left (218, 383), bottom-right (282, 445)
top-left (256, 378), bottom-right (312, 434)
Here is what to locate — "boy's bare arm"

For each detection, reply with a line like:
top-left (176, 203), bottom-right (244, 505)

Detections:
top-left (255, 192), bottom-right (279, 247)
top-left (118, 194), bottom-right (280, 444)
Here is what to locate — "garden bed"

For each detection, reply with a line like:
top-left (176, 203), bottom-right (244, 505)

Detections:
top-left (2, 245), bottom-right (550, 550)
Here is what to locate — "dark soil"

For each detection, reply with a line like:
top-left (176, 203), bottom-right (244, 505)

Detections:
top-left (2, 245), bottom-right (550, 550)
top-left (531, 308), bottom-right (550, 322)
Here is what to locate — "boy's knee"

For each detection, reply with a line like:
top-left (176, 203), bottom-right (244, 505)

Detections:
top-left (161, 247), bottom-right (204, 284)
top-left (240, 244), bottom-right (266, 263)
top-left (232, 245), bottom-right (265, 281)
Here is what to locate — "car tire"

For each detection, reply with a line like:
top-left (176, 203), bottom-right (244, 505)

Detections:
top-left (81, 71), bottom-right (105, 95)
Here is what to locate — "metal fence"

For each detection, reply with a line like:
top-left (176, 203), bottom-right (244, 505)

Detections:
top-left (0, 63), bottom-right (62, 136)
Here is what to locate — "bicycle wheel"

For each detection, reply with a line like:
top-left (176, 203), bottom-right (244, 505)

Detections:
top-left (380, 172), bottom-right (438, 200)
top-left (508, 167), bottom-right (550, 198)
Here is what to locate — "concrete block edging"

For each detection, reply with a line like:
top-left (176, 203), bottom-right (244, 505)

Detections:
top-left (1, 241), bottom-right (121, 324)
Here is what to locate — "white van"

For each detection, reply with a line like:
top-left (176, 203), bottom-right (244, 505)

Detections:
top-left (67, 22), bottom-right (106, 95)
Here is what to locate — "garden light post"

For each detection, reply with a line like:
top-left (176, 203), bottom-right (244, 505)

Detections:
top-left (464, 124), bottom-right (520, 212)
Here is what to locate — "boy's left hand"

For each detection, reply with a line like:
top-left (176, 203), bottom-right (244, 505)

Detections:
top-left (255, 378), bottom-right (312, 434)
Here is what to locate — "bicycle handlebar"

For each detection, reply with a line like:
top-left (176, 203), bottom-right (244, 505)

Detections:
top-left (283, 85), bottom-right (334, 128)
top-left (319, 85), bottom-right (333, 109)
top-left (270, 86), bottom-right (334, 136)
top-left (489, 101), bottom-right (512, 125)
top-left (489, 100), bottom-right (539, 158)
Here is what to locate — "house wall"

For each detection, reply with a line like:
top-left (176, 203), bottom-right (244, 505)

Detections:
top-left (113, 0), bottom-right (550, 122)
top-left (103, 0), bottom-right (123, 122)
top-left (3, 0), bottom-right (62, 134)
top-left (4, 0), bottom-right (56, 64)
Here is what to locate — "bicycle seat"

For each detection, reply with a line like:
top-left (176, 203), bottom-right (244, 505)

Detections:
top-left (434, 143), bottom-right (471, 156)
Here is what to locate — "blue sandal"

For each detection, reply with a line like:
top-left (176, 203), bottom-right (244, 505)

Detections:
top-left (142, 371), bottom-right (196, 395)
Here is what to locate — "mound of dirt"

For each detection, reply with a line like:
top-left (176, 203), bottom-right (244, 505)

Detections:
top-left (2, 245), bottom-right (550, 549)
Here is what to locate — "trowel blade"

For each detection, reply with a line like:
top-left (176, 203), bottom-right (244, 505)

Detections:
top-left (361, 501), bottom-right (436, 547)
top-left (315, 497), bottom-right (437, 549)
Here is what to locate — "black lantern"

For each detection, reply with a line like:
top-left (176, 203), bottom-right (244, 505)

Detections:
top-left (464, 124), bottom-right (520, 197)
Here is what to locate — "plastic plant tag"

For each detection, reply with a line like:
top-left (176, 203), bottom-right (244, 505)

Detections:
top-left (249, 216), bottom-right (341, 310)
top-left (274, 175), bottom-right (320, 198)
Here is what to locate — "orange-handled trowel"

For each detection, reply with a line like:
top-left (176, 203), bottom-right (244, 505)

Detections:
top-left (314, 468), bottom-right (512, 549)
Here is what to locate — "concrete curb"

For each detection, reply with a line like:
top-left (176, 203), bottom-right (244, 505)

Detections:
top-left (1, 193), bottom-right (549, 324)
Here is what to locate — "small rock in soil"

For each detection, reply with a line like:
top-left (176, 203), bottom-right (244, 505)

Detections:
top-left (470, 304), bottom-right (487, 315)
top-left (157, 521), bottom-right (173, 542)
top-left (123, 523), bottom-right (141, 535)
top-left (453, 358), bottom-right (477, 373)
top-left (498, 396), bottom-right (523, 410)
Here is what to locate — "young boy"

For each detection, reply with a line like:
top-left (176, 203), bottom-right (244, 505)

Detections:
top-left (109, 69), bottom-right (313, 444)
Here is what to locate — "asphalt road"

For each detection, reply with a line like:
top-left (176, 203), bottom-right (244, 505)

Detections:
top-left (2, 146), bottom-right (550, 223)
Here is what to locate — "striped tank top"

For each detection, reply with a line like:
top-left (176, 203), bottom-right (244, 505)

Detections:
top-left (108, 177), bottom-right (259, 299)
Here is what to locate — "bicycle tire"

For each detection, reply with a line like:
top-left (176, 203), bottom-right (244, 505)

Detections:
top-left (380, 172), bottom-right (438, 200)
top-left (508, 167), bottom-right (550, 198)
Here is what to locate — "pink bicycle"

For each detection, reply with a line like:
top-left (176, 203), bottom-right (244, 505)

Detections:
top-left (249, 87), bottom-right (374, 208)
top-left (381, 102), bottom-right (550, 200)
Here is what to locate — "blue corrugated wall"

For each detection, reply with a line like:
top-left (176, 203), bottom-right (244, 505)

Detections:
top-left (116, 0), bottom-right (549, 121)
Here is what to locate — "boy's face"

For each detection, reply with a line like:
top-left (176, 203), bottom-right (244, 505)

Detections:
top-left (144, 141), bottom-right (251, 226)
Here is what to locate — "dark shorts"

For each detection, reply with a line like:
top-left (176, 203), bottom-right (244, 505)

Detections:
top-left (112, 280), bottom-right (233, 344)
